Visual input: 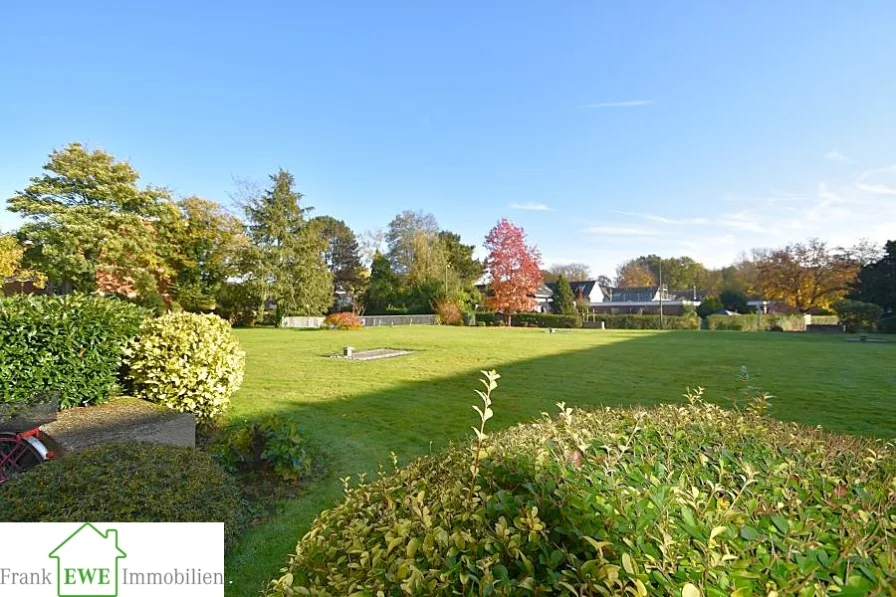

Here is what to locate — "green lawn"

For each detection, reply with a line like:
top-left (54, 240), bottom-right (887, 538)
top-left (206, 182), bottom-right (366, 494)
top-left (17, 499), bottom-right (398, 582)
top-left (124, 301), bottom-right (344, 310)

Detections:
top-left (224, 327), bottom-right (895, 596)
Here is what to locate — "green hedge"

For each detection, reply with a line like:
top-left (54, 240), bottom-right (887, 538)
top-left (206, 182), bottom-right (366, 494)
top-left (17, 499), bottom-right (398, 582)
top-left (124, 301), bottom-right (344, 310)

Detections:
top-left (584, 314), bottom-right (700, 330)
top-left (834, 299), bottom-right (883, 333)
top-left (266, 398), bottom-right (896, 595)
top-left (706, 314), bottom-right (805, 331)
top-left (809, 315), bottom-right (840, 326)
top-left (0, 295), bottom-right (148, 409)
top-left (474, 312), bottom-right (499, 326)
top-left (880, 315), bottom-right (896, 334)
top-left (0, 442), bottom-right (248, 550)
top-left (511, 313), bottom-right (581, 328)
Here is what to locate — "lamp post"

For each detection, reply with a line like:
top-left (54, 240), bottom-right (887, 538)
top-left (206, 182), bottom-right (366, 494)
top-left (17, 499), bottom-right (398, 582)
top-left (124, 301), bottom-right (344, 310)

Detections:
top-left (658, 260), bottom-right (664, 329)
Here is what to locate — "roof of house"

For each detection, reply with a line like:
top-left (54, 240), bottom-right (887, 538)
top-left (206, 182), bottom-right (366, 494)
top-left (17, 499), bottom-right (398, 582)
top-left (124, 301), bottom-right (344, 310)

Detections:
top-left (480, 279), bottom-right (709, 304)
top-left (545, 280), bottom-right (597, 299)
top-left (602, 286), bottom-right (662, 302)
top-left (534, 283), bottom-right (553, 298)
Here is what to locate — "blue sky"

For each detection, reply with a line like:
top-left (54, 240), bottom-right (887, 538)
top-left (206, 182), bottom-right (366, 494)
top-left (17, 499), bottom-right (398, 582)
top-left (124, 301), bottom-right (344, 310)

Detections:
top-left (2, 1), bottom-right (894, 276)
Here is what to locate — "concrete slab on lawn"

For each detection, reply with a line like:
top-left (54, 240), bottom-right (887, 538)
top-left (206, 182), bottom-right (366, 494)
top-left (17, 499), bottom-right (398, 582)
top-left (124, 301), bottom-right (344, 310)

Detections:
top-left (333, 348), bottom-right (415, 361)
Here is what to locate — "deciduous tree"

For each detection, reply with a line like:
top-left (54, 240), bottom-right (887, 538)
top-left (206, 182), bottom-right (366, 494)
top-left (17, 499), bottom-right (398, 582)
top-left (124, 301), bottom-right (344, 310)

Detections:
top-left (7, 143), bottom-right (176, 296)
top-left (385, 210), bottom-right (440, 276)
top-left (548, 263), bottom-right (591, 281)
top-left (0, 234), bottom-right (45, 291)
top-left (171, 197), bottom-right (248, 311)
top-left (756, 239), bottom-right (861, 311)
top-left (358, 228), bottom-right (385, 268)
top-left (630, 255), bottom-right (707, 290)
top-left (615, 261), bottom-right (655, 287)
top-left (484, 218), bottom-right (542, 321)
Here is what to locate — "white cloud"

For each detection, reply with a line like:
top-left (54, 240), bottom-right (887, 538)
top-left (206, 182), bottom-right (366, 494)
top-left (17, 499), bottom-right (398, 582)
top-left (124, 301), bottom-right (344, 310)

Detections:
top-left (569, 171), bottom-right (896, 275)
top-left (825, 150), bottom-right (857, 164)
top-left (509, 201), bottom-right (553, 211)
top-left (610, 210), bottom-right (710, 225)
top-left (716, 211), bottom-right (769, 234)
top-left (856, 165), bottom-right (896, 195)
top-left (580, 99), bottom-right (655, 109)
top-left (585, 225), bottom-right (664, 236)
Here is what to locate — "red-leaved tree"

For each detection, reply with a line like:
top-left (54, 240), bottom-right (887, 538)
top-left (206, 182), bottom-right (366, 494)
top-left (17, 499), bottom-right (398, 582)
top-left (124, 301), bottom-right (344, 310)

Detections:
top-left (484, 218), bottom-right (542, 322)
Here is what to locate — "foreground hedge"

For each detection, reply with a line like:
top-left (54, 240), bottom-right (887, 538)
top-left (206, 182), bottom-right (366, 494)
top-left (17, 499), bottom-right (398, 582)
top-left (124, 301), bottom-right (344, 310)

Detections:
top-left (0, 295), bottom-right (147, 409)
top-left (0, 442), bottom-right (247, 550)
top-left (268, 398), bottom-right (896, 596)
top-left (706, 314), bottom-right (805, 331)
top-left (125, 313), bottom-right (245, 421)
top-left (584, 314), bottom-right (700, 330)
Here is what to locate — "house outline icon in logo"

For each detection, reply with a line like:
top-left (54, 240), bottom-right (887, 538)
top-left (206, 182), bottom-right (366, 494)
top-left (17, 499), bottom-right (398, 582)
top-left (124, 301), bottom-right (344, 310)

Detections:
top-left (49, 523), bottom-right (127, 597)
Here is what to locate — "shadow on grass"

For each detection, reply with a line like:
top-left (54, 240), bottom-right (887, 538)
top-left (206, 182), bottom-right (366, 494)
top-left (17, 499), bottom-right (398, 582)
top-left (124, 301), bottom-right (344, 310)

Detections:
top-left (224, 329), bottom-right (896, 596)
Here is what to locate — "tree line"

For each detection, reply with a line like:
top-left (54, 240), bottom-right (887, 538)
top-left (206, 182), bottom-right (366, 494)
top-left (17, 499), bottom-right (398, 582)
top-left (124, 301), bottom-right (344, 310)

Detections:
top-left (2, 143), bottom-right (893, 323)
top-left (0, 143), bottom-right (543, 324)
top-left (540, 240), bottom-right (892, 318)
top-left (610, 240), bottom-right (889, 316)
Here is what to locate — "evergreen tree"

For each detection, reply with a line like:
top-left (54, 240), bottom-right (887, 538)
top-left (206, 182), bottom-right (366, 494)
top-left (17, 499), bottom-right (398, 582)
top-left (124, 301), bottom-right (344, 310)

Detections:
top-left (552, 274), bottom-right (576, 315)
top-left (852, 240), bottom-right (895, 314)
top-left (697, 296), bottom-right (724, 318)
top-left (312, 216), bottom-right (364, 293)
top-left (244, 170), bottom-right (332, 322)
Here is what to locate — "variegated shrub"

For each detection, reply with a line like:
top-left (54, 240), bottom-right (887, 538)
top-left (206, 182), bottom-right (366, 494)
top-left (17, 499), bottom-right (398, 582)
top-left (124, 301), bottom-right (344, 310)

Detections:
top-left (268, 378), bottom-right (896, 596)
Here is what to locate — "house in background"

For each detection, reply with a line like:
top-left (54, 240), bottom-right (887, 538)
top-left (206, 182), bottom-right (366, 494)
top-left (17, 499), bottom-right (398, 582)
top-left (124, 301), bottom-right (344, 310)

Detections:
top-left (542, 280), bottom-right (600, 307)
top-left (475, 282), bottom-right (558, 313)
top-left (533, 283), bottom-right (554, 313)
top-left (543, 281), bottom-right (704, 315)
top-left (481, 279), bottom-right (706, 315)
top-left (588, 285), bottom-right (700, 315)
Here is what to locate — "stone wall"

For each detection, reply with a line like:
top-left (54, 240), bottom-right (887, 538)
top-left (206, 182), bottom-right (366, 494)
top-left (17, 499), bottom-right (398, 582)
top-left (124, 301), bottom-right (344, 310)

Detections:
top-left (281, 316), bottom-right (326, 328)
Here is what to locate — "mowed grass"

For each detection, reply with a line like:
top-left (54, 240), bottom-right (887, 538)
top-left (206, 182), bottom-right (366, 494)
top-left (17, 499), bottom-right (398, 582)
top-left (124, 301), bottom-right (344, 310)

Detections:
top-left (224, 327), bottom-right (895, 596)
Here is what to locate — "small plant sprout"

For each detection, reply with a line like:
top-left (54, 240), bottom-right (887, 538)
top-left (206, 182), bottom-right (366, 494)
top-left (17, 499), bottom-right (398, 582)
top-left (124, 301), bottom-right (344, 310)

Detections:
top-left (683, 386), bottom-right (705, 405)
top-left (339, 475), bottom-right (352, 493)
top-left (734, 366), bottom-right (774, 414)
top-left (557, 401), bottom-right (574, 425)
top-left (469, 369), bottom-right (500, 499)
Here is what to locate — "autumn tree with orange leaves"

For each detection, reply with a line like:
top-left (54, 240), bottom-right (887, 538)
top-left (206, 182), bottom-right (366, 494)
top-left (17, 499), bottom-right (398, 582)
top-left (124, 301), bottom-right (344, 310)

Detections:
top-left (483, 218), bottom-right (542, 323)
top-left (755, 238), bottom-right (870, 311)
